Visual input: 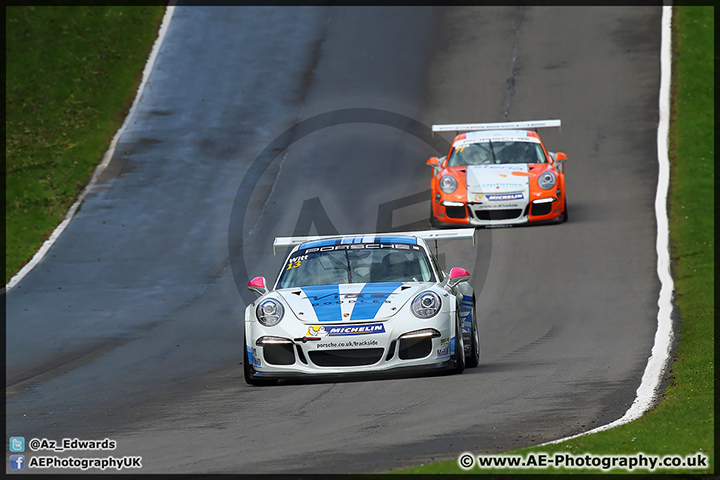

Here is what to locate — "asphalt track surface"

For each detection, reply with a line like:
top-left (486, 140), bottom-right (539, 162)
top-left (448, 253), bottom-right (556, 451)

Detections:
top-left (6, 6), bottom-right (662, 474)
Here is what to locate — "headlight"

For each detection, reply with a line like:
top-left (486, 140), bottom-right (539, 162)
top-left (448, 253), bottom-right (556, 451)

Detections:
top-left (538, 171), bottom-right (556, 190)
top-left (439, 175), bottom-right (457, 194)
top-left (256, 298), bottom-right (284, 326)
top-left (411, 291), bottom-right (442, 319)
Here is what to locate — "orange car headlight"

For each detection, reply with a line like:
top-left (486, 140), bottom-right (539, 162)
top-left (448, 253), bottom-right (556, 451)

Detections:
top-left (538, 171), bottom-right (556, 190)
top-left (439, 175), bottom-right (458, 194)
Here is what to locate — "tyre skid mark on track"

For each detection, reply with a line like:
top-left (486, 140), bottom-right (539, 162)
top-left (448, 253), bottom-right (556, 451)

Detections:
top-left (293, 384), bottom-right (338, 418)
top-left (499, 325), bottom-right (560, 361)
top-left (503, 6), bottom-right (525, 120)
top-left (5, 338), bottom-right (135, 398)
top-left (542, 5), bottom-right (675, 445)
top-left (243, 10), bottom-right (333, 246)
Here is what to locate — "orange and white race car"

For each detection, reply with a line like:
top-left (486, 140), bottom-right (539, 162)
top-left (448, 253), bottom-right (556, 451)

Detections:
top-left (427, 120), bottom-right (568, 227)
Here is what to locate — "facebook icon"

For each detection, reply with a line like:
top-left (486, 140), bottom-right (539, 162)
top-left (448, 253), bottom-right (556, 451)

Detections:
top-left (9, 454), bottom-right (25, 470)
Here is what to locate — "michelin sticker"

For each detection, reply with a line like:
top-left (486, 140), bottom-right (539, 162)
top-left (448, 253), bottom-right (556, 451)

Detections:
top-left (486, 193), bottom-right (524, 201)
top-left (307, 323), bottom-right (385, 336)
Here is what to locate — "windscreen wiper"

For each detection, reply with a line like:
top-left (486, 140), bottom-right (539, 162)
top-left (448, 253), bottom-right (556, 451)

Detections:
top-left (343, 250), bottom-right (353, 283)
top-left (488, 140), bottom-right (497, 163)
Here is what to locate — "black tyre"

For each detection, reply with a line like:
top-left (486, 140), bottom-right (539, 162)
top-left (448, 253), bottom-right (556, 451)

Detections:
top-left (561, 197), bottom-right (568, 222)
top-left (243, 338), bottom-right (278, 386)
top-left (430, 203), bottom-right (441, 228)
top-left (452, 314), bottom-right (466, 374)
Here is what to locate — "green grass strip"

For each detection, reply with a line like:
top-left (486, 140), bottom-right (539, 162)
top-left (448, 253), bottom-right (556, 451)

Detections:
top-left (5, 6), bottom-right (165, 284)
top-left (397, 5), bottom-right (714, 475)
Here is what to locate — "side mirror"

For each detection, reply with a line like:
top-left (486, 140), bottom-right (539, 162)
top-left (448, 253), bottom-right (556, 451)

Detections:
top-left (426, 156), bottom-right (441, 175)
top-left (427, 156), bottom-right (446, 175)
top-left (446, 267), bottom-right (470, 288)
top-left (548, 151), bottom-right (568, 163)
top-left (248, 276), bottom-right (268, 296)
top-left (548, 151), bottom-right (568, 172)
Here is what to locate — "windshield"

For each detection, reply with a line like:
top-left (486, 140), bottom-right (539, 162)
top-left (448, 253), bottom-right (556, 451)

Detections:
top-left (447, 140), bottom-right (546, 166)
top-left (276, 243), bottom-right (436, 289)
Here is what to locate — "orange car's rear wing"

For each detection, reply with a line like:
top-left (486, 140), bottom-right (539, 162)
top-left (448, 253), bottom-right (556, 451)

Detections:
top-left (432, 119), bottom-right (561, 133)
top-left (273, 228), bottom-right (476, 255)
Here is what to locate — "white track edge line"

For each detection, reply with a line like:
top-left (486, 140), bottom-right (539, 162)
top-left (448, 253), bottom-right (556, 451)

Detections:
top-left (541, 4), bottom-right (675, 446)
top-left (4, 6), bottom-right (176, 294)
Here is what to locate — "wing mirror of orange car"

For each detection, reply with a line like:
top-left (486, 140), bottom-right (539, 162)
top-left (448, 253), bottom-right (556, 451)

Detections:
top-left (426, 156), bottom-right (441, 175)
top-left (549, 151), bottom-right (568, 163)
top-left (446, 267), bottom-right (471, 288)
top-left (248, 276), bottom-right (269, 296)
top-left (548, 152), bottom-right (568, 172)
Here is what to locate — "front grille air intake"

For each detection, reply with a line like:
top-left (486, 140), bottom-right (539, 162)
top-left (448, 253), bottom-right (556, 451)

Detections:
top-left (475, 209), bottom-right (522, 220)
top-left (309, 348), bottom-right (384, 367)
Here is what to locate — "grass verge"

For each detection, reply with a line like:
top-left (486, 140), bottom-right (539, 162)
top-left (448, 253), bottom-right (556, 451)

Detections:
top-left (397, 5), bottom-right (714, 475)
top-left (5, 6), bottom-right (166, 284)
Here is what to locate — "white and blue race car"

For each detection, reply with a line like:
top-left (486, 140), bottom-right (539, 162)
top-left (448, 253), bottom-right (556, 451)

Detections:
top-left (244, 229), bottom-right (479, 385)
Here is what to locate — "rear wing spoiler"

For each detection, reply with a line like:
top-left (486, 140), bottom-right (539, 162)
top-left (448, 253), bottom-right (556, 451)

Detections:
top-left (273, 228), bottom-right (476, 255)
top-left (432, 119), bottom-right (561, 133)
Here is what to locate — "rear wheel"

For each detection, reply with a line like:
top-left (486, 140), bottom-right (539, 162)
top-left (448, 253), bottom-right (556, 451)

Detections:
top-left (243, 337), bottom-right (278, 386)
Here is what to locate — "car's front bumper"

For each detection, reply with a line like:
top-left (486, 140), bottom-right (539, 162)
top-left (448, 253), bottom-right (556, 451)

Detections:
top-left (245, 315), bottom-right (459, 378)
top-left (432, 196), bottom-right (563, 227)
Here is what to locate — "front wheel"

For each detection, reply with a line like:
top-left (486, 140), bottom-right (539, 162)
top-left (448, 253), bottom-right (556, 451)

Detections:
top-left (452, 315), bottom-right (466, 374)
top-left (243, 337), bottom-right (278, 386)
top-left (430, 202), bottom-right (441, 228)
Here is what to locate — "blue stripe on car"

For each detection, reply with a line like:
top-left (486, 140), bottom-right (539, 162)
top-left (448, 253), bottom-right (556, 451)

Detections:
top-left (301, 284), bottom-right (341, 322)
top-left (300, 238), bottom-right (340, 250)
top-left (375, 236), bottom-right (417, 244)
top-left (350, 282), bottom-right (403, 320)
top-left (300, 236), bottom-right (417, 250)
top-left (460, 294), bottom-right (473, 333)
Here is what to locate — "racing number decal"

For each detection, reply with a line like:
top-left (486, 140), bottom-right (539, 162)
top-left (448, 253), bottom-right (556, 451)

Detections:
top-left (286, 254), bottom-right (307, 270)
